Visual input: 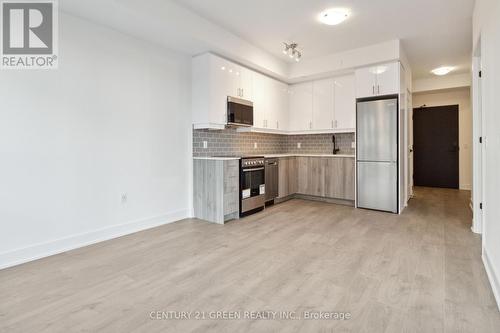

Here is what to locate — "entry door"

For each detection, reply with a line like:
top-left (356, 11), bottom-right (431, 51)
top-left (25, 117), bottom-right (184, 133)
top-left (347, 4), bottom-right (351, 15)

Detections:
top-left (413, 105), bottom-right (459, 188)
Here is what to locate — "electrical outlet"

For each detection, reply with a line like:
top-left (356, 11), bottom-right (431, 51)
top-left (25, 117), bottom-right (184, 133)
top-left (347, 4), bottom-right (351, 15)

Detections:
top-left (297, 142), bottom-right (301, 149)
top-left (121, 193), bottom-right (128, 204)
top-left (203, 141), bottom-right (208, 149)
top-left (352, 142), bottom-right (356, 149)
top-left (254, 142), bottom-right (258, 149)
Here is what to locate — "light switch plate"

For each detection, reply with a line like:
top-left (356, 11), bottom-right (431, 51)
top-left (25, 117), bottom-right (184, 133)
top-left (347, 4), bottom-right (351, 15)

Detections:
top-left (203, 141), bottom-right (208, 149)
top-left (254, 142), bottom-right (258, 149)
top-left (297, 142), bottom-right (301, 149)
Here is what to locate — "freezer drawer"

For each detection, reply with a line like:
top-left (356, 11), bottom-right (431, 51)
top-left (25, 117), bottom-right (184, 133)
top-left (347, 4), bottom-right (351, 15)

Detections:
top-left (357, 161), bottom-right (398, 213)
top-left (357, 98), bottom-right (398, 162)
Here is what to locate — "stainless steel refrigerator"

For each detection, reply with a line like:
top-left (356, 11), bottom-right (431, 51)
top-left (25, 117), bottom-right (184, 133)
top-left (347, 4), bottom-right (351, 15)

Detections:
top-left (356, 98), bottom-right (398, 213)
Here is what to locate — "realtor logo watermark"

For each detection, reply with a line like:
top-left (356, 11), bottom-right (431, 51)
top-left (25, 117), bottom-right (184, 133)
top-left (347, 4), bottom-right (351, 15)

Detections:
top-left (1, 0), bottom-right (58, 69)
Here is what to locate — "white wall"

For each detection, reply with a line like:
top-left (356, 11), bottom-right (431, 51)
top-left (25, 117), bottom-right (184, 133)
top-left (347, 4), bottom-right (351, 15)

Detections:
top-left (413, 73), bottom-right (471, 93)
top-left (0, 13), bottom-right (192, 268)
top-left (412, 88), bottom-right (472, 190)
top-left (473, 0), bottom-right (500, 310)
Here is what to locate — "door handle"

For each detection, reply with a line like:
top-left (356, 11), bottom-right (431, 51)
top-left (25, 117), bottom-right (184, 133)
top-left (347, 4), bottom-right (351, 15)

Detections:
top-left (243, 167), bottom-right (264, 172)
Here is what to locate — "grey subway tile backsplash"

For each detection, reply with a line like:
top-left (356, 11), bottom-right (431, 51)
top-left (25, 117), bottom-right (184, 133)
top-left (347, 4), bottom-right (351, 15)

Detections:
top-left (192, 128), bottom-right (355, 157)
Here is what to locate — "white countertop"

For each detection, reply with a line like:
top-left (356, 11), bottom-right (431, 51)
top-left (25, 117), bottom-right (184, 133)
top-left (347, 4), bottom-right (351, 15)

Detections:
top-left (264, 154), bottom-right (355, 158)
top-left (193, 154), bottom-right (355, 160)
top-left (193, 156), bottom-right (241, 161)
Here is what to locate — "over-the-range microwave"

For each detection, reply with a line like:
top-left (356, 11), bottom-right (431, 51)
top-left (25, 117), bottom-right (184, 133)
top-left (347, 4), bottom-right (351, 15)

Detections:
top-left (227, 96), bottom-right (253, 127)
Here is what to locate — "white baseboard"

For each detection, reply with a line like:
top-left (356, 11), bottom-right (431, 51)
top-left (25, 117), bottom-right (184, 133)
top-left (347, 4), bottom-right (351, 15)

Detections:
top-left (471, 223), bottom-right (482, 234)
top-left (460, 184), bottom-right (472, 190)
top-left (482, 248), bottom-right (500, 311)
top-left (0, 209), bottom-right (189, 270)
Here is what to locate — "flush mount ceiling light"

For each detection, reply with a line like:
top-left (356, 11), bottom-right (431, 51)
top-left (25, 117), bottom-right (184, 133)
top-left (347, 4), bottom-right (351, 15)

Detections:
top-left (431, 66), bottom-right (454, 76)
top-left (318, 8), bottom-right (350, 25)
top-left (283, 42), bottom-right (302, 62)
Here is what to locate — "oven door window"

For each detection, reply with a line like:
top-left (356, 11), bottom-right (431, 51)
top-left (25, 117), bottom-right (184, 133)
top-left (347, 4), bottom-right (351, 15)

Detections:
top-left (242, 168), bottom-right (265, 197)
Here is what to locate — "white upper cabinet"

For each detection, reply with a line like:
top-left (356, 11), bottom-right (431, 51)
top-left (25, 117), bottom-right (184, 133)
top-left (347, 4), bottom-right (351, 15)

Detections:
top-left (252, 72), bottom-right (270, 129)
top-left (334, 75), bottom-right (356, 130)
top-left (289, 76), bottom-right (356, 133)
top-left (212, 55), bottom-right (241, 99)
top-left (354, 66), bottom-right (377, 98)
top-left (251, 72), bottom-right (289, 131)
top-left (312, 79), bottom-right (335, 130)
top-left (289, 82), bottom-right (313, 131)
top-left (210, 56), bottom-right (239, 123)
top-left (275, 81), bottom-right (289, 131)
top-left (355, 62), bottom-right (400, 98)
top-left (192, 54), bottom-right (255, 129)
top-left (238, 67), bottom-right (253, 101)
top-left (192, 53), bottom-right (360, 132)
top-left (376, 62), bottom-right (399, 96)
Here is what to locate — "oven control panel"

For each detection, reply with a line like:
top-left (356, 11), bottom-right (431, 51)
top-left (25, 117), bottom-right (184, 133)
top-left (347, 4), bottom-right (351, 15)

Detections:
top-left (241, 158), bottom-right (265, 168)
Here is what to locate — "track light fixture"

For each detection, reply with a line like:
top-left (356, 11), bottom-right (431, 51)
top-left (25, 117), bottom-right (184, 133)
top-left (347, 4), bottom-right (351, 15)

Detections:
top-left (283, 42), bottom-right (302, 62)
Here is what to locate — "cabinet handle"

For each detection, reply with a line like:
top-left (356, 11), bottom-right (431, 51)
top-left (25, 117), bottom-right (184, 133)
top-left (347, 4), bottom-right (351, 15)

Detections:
top-left (372, 86), bottom-right (375, 95)
top-left (377, 85), bottom-right (380, 95)
top-left (331, 120), bottom-right (334, 128)
top-left (241, 88), bottom-right (244, 97)
top-left (277, 121), bottom-right (279, 129)
top-left (309, 121), bottom-right (312, 129)
top-left (335, 120), bottom-right (338, 128)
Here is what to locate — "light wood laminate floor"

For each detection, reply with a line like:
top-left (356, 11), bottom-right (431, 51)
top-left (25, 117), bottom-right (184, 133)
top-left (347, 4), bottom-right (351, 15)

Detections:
top-left (1, 187), bottom-right (499, 332)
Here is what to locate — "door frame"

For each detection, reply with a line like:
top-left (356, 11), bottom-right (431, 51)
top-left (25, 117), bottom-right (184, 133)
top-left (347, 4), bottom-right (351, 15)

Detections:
top-left (472, 40), bottom-right (484, 234)
top-left (407, 89), bottom-right (413, 199)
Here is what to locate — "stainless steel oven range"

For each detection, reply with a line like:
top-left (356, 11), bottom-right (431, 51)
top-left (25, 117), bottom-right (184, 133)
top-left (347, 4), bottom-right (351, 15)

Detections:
top-left (240, 156), bottom-right (265, 216)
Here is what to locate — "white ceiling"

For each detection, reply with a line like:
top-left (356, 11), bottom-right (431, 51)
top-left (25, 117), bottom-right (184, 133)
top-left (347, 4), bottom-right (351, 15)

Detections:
top-left (173, 0), bottom-right (474, 79)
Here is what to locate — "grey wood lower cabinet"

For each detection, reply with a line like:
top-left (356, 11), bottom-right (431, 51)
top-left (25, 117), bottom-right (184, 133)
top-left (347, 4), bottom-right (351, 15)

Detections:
top-left (278, 157), bottom-right (297, 198)
top-left (280, 156), bottom-right (354, 201)
top-left (193, 159), bottom-right (239, 224)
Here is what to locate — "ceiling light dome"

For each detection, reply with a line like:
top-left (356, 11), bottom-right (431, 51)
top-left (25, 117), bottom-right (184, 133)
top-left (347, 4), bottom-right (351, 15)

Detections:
top-left (318, 8), bottom-right (350, 25)
top-left (431, 66), bottom-right (454, 76)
